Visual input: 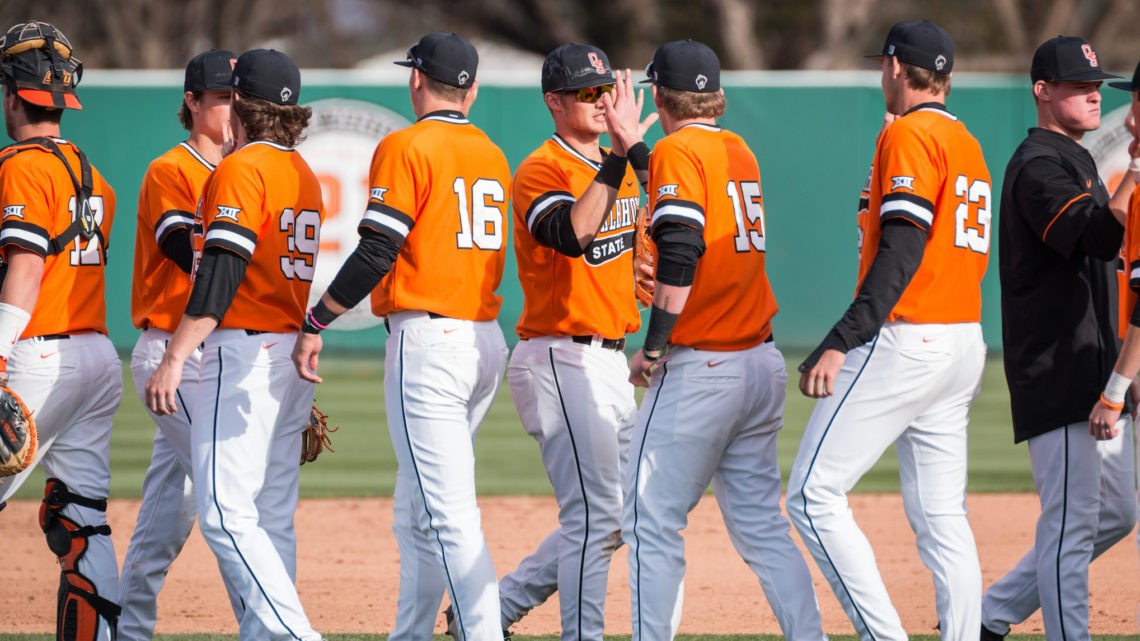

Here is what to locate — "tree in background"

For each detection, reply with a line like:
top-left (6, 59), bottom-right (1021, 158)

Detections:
top-left (1, 0), bottom-right (1136, 72)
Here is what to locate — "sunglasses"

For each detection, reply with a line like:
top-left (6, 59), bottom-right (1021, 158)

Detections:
top-left (563, 84), bottom-right (614, 104)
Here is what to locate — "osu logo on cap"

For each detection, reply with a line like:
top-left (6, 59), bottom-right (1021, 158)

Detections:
top-left (1081, 44), bottom-right (1099, 67)
top-left (588, 52), bottom-right (606, 75)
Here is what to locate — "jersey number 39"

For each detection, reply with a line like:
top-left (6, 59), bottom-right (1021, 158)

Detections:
top-left (280, 208), bottom-right (321, 281)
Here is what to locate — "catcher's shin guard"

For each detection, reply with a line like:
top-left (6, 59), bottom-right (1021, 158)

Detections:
top-left (39, 478), bottom-right (121, 641)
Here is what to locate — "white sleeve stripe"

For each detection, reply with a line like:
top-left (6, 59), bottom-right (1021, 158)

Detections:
top-left (0, 228), bottom-right (49, 252)
top-left (651, 203), bottom-right (705, 227)
top-left (205, 228), bottom-right (257, 254)
top-left (879, 199), bottom-right (933, 226)
top-left (154, 214), bottom-right (194, 243)
top-left (362, 210), bottom-right (410, 238)
top-left (1131, 266), bottom-right (1140, 281)
top-left (526, 194), bottom-right (575, 231)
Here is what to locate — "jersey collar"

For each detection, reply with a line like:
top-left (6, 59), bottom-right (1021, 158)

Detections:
top-left (551, 133), bottom-right (602, 170)
top-left (180, 141), bottom-right (216, 170)
top-left (676, 122), bottom-right (721, 133)
top-left (245, 140), bottom-right (294, 152)
top-left (902, 101), bottom-right (958, 120)
top-left (419, 109), bottom-right (469, 124)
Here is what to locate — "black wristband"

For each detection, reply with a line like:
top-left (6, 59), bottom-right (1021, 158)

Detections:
top-left (594, 153), bottom-right (628, 189)
top-left (643, 305), bottom-right (680, 354)
top-left (627, 142), bottom-right (649, 172)
top-left (301, 299), bottom-right (340, 335)
top-left (642, 348), bottom-right (663, 361)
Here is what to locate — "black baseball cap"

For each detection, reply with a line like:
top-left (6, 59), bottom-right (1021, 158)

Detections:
top-left (1109, 60), bottom-right (1140, 91)
top-left (1031, 36), bottom-right (1119, 83)
top-left (231, 49), bottom-right (300, 105)
top-left (542, 44), bottom-right (614, 93)
top-left (185, 49), bottom-right (235, 92)
top-left (395, 32), bottom-right (478, 89)
top-left (866, 19), bottom-right (954, 74)
top-left (641, 39), bottom-right (720, 93)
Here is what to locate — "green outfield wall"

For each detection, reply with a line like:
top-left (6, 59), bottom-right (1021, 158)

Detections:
top-left (24, 69), bottom-right (1133, 351)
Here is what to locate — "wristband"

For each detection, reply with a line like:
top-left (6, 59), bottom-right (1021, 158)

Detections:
top-left (1103, 370), bottom-right (1131, 404)
top-left (1099, 393), bottom-right (1125, 412)
top-left (301, 300), bottom-right (339, 335)
top-left (0, 302), bottom-right (31, 362)
top-left (627, 142), bottom-right (650, 172)
top-left (594, 153), bottom-right (628, 189)
top-left (1130, 157), bottom-right (1140, 174)
top-left (642, 347), bottom-right (664, 361)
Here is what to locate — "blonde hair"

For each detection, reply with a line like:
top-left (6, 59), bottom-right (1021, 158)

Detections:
top-left (656, 85), bottom-right (726, 120)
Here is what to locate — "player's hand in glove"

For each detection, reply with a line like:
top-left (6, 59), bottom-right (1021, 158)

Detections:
top-left (634, 205), bottom-right (656, 308)
top-left (300, 404), bottom-right (337, 465)
top-left (0, 383), bottom-right (36, 477)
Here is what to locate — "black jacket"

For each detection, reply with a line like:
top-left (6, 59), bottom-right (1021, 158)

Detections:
top-left (999, 128), bottom-right (1122, 443)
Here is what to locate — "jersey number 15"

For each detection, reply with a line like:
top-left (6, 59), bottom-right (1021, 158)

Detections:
top-left (727, 180), bottom-right (766, 253)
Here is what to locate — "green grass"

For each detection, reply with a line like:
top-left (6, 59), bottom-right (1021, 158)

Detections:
top-left (8, 353), bottom-right (1031, 500)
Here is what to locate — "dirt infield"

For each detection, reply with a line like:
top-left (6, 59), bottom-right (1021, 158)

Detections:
top-left (2, 493), bottom-right (1137, 635)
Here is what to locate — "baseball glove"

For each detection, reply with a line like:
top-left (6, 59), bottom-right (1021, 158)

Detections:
top-left (634, 205), bottom-right (656, 308)
top-left (0, 384), bottom-right (35, 477)
top-left (300, 404), bottom-right (336, 465)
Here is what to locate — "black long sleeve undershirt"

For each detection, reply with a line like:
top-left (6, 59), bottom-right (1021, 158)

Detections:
top-left (799, 220), bottom-right (927, 371)
top-left (159, 228), bottom-right (194, 274)
top-left (184, 248), bottom-right (247, 320)
top-left (325, 230), bottom-right (404, 310)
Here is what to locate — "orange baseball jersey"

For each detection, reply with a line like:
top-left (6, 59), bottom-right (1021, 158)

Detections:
top-left (0, 139), bottom-right (116, 337)
top-left (514, 135), bottom-right (641, 339)
top-left (1121, 185), bottom-right (1140, 338)
top-left (648, 123), bottom-right (776, 351)
top-left (365, 113), bottom-right (511, 321)
top-left (132, 142), bottom-right (214, 332)
top-left (197, 140), bottom-right (324, 332)
top-left (859, 105), bottom-right (991, 323)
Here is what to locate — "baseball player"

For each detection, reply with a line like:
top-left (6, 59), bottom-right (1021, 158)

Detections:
top-left (1089, 60), bottom-right (1140, 637)
top-left (982, 37), bottom-right (1138, 641)
top-left (291, 32), bottom-right (511, 641)
top-left (145, 48), bottom-right (326, 641)
top-left (118, 49), bottom-right (243, 641)
top-left (489, 44), bottom-right (652, 640)
top-left (788, 20), bottom-right (990, 641)
top-left (624, 39), bottom-right (826, 641)
top-left (0, 21), bottom-right (123, 641)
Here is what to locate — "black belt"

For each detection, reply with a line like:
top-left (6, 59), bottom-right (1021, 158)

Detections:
top-left (33, 334), bottom-right (70, 341)
top-left (384, 312), bottom-right (447, 333)
top-left (571, 335), bottom-right (626, 351)
top-left (245, 330), bottom-right (265, 336)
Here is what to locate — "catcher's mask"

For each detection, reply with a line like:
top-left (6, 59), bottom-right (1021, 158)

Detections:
top-left (0, 20), bottom-right (83, 110)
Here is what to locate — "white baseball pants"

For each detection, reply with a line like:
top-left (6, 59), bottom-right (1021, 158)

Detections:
top-left (981, 419), bottom-right (1136, 641)
top-left (385, 311), bottom-right (508, 641)
top-left (498, 336), bottom-right (636, 639)
top-left (120, 328), bottom-right (242, 641)
top-left (788, 321), bottom-right (985, 641)
top-left (192, 329), bottom-right (320, 641)
top-left (0, 332), bottom-right (123, 641)
top-left (625, 340), bottom-right (826, 641)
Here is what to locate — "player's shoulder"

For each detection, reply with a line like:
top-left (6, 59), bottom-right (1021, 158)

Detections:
top-left (0, 139), bottom-right (58, 176)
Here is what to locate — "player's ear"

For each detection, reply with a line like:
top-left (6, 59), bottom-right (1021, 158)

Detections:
top-left (1033, 80), bottom-right (1050, 102)
top-left (543, 91), bottom-right (562, 112)
top-left (651, 84), bottom-right (661, 108)
top-left (184, 91), bottom-right (199, 115)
